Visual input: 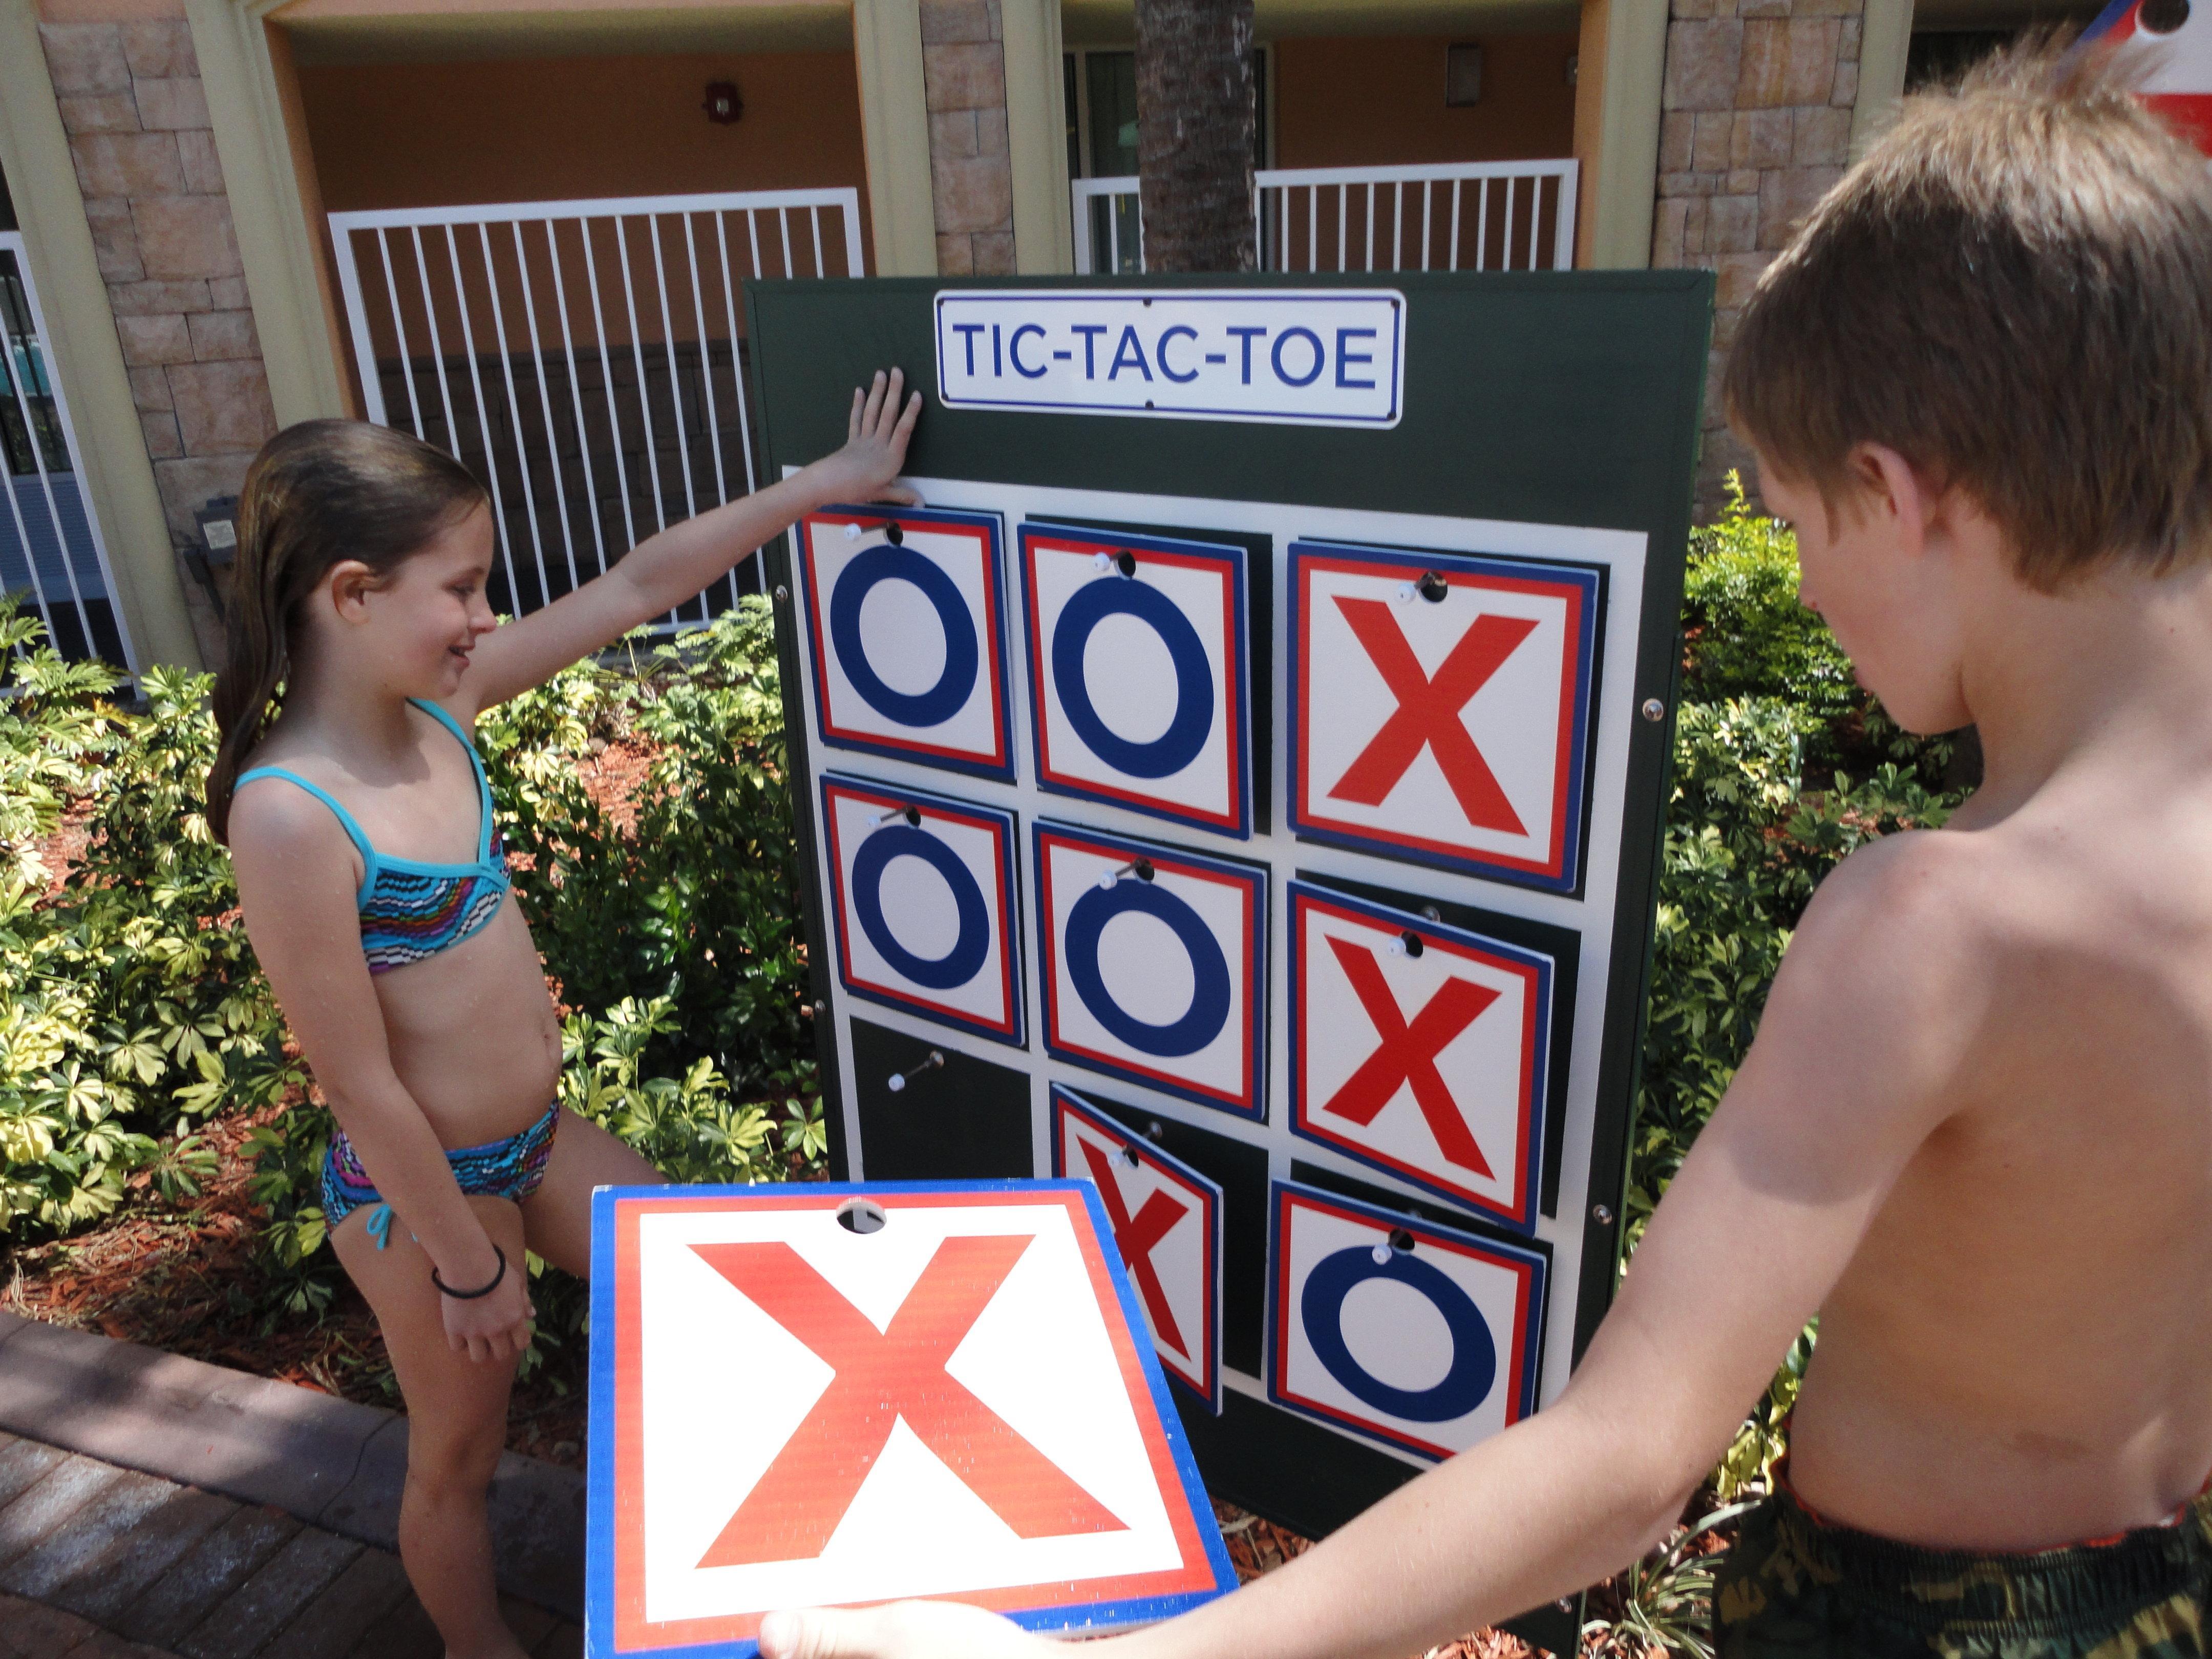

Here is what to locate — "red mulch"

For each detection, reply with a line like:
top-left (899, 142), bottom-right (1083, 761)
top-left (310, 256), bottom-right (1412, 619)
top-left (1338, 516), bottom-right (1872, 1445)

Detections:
top-left (576, 736), bottom-right (656, 835)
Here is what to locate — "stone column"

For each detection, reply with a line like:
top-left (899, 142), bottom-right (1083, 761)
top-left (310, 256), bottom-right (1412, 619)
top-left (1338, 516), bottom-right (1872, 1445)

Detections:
top-left (38, 2), bottom-right (276, 657)
top-left (922, 0), bottom-right (1018, 274)
top-left (1651, 0), bottom-right (1863, 506)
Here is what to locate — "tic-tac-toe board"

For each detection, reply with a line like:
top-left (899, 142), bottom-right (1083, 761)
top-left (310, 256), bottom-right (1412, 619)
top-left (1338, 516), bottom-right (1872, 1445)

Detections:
top-left (747, 272), bottom-right (1711, 1572)
top-left (587, 1181), bottom-right (1237, 1656)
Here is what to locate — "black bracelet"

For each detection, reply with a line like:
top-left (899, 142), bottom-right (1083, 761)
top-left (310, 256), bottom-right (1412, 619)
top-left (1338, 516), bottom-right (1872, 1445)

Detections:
top-left (431, 1244), bottom-right (506, 1300)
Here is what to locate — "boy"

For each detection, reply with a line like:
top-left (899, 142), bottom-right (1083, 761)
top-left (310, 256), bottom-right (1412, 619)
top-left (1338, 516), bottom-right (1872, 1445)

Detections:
top-left (762, 42), bottom-right (2212, 1659)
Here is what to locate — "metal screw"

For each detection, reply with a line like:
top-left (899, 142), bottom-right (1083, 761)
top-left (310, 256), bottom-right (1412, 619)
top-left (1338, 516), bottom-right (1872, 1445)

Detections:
top-left (1557, 1599), bottom-right (1576, 1614)
top-left (1641, 697), bottom-right (1665, 722)
top-left (774, 584), bottom-right (789, 601)
top-left (1591, 1204), bottom-right (1615, 1225)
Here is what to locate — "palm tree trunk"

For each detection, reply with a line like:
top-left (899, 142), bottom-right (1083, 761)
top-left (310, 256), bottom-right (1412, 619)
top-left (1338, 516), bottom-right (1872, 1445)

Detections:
top-left (1133, 0), bottom-right (1257, 272)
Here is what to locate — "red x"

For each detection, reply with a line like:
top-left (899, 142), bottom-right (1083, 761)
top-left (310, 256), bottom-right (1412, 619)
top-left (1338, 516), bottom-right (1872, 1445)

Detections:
top-left (1323, 935), bottom-right (1499, 1178)
top-left (688, 1234), bottom-right (1125, 1567)
top-left (1078, 1137), bottom-right (1193, 1353)
top-left (1328, 598), bottom-right (1538, 834)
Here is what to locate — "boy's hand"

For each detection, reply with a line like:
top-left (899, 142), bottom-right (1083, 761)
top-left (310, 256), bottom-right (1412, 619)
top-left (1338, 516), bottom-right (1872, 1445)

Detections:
top-left (758, 1602), bottom-right (1059, 1659)
top-left (812, 368), bottom-right (924, 508)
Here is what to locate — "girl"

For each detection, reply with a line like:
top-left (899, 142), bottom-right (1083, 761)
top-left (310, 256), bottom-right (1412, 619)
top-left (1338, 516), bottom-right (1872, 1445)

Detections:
top-left (211, 371), bottom-right (921, 1657)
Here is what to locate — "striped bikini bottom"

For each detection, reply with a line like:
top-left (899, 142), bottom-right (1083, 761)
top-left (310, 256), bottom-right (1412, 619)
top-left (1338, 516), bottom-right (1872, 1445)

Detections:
top-left (321, 1102), bottom-right (561, 1249)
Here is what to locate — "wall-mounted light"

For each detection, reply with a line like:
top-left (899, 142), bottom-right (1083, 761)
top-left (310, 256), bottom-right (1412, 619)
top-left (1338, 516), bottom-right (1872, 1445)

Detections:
top-left (1446, 43), bottom-right (1482, 107)
top-left (703, 80), bottom-right (743, 124)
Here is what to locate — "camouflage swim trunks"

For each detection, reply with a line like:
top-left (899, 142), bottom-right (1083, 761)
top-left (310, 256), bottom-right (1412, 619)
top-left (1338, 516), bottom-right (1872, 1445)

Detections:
top-left (1714, 1477), bottom-right (2212, 1659)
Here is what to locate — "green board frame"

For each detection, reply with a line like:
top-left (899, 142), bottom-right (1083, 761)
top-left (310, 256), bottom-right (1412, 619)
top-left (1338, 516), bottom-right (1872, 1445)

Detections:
top-left (746, 271), bottom-right (1712, 1622)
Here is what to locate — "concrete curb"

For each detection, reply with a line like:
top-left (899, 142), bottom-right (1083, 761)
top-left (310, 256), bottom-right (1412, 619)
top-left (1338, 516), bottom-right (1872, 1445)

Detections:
top-left (0, 1312), bottom-right (584, 1619)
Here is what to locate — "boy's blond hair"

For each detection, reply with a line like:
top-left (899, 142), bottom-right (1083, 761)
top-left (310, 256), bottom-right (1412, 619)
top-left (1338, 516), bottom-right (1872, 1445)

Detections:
top-left (1726, 39), bottom-right (2212, 589)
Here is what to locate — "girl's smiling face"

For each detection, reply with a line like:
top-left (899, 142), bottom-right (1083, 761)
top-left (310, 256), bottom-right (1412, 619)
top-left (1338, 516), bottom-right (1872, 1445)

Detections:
top-left (371, 504), bottom-right (499, 697)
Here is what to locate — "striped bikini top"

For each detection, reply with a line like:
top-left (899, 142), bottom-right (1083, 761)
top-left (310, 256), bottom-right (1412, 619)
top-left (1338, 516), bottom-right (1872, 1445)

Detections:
top-left (236, 700), bottom-right (512, 975)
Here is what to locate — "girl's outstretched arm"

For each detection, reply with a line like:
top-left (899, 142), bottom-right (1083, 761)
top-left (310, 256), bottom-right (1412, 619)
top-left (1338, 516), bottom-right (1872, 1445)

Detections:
top-left (456, 368), bottom-right (922, 714)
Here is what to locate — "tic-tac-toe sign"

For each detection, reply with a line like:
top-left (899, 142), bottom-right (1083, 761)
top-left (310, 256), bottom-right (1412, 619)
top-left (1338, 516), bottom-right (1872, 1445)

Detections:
top-left (820, 773), bottom-right (1024, 1046)
top-left (1290, 541), bottom-right (1599, 892)
top-left (749, 273), bottom-right (1709, 1581)
top-left (796, 505), bottom-right (1014, 781)
top-left (1052, 1084), bottom-right (1226, 1412)
top-left (1019, 523), bottom-right (1253, 836)
top-left (587, 1182), bottom-right (1237, 1656)
top-left (1267, 1180), bottom-right (1547, 1459)
top-left (1033, 820), bottom-right (1267, 1119)
top-left (1287, 880), bottom-right (1555, 1232)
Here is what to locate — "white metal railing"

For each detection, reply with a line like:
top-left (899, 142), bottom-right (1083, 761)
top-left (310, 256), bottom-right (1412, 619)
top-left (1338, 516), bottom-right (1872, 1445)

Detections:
top-left (1072, 160), bottom-right (1579, 278)
top-left (329, 188), bottom-right (865, 629)
top-left (0, 231), bottom-right (134, 669)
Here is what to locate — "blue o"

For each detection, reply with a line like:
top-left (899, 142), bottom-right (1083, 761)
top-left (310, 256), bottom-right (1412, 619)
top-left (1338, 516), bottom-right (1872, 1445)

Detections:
top-left (829, 545), bottom-right (979, 728)
top-left (1050, 578), bottom-right (1214, 779)
top-left (1064, 877), bottom-right (1230, 1056)
top-left (1271, 327), bottom-right (1326, 388)
top-left (851, 824), bottom-right (991, 990)
top-left (1301, 1244), bottom-right (1496, 1422)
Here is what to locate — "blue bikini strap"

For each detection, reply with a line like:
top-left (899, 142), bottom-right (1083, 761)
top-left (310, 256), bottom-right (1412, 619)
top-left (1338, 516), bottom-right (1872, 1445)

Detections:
top-left (233, 768), bottom-right (379, 900)
top-left (407, 699), bottom-right (496, 862)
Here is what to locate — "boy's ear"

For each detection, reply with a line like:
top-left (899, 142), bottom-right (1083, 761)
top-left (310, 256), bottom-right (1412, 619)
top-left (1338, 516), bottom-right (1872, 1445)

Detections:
top-left (1847, 442), bottom-right (1937, 560)
top-left (327, 560), bottom-right (384, 622)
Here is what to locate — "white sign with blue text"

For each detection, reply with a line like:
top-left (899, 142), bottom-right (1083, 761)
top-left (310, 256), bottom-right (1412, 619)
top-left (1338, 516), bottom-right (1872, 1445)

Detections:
top-left (935, 291), bottom-right (1405, 428)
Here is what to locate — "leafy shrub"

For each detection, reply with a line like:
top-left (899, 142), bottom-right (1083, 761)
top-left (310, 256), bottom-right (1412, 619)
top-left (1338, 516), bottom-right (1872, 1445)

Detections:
top-left (0, 599), bottom-right (817, 1333)
top-left (478, 605), bottom-right (814, 1103)
top-left (0, 616), bottom-right (300, 1234)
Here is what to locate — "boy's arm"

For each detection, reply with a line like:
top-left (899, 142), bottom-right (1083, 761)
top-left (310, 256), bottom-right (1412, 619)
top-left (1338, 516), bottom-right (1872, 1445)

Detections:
top-left (760, 832), bottom-right (1989, 1659)
top-left (457, 370), bottom-right (922, 714)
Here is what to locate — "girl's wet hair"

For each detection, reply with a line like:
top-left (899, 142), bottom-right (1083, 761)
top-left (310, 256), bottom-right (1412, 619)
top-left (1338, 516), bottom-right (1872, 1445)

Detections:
top-left (206, 419), bottom-right (486, 844)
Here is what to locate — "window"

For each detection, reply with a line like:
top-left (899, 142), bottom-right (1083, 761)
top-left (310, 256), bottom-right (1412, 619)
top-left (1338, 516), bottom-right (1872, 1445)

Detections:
top-left (1064, 48), bottom-right (1270, 177)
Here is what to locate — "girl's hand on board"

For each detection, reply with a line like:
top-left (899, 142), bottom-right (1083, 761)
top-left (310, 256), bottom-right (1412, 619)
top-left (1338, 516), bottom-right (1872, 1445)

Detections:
top-left (758, 1601), bottom-right (1062, 1659)
top-left (439, 1253), bottom-right (537, 1364)
top-left (813, 368), bottom-right (925, 507)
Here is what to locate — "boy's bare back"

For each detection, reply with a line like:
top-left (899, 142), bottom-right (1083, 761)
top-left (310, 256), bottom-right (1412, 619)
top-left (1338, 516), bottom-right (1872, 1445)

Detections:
top-left (1788, 647), bottom-right (2212, 1547)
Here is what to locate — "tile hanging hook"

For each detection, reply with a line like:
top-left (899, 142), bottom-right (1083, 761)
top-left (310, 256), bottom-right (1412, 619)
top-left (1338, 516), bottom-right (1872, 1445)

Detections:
top-left (885, 1050), bottom-right (945, 1093)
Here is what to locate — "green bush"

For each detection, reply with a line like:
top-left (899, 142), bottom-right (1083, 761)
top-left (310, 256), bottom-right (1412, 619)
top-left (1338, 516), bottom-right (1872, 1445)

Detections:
top-left (0, 616), bottom-right (300, 1235)
top-left (478, 604), bottom-right (814, 1102)
top-left (0, 600), bottom-right (817, 1334)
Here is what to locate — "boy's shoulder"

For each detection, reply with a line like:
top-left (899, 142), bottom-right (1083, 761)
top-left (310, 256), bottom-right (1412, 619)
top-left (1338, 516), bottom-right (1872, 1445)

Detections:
top-left (1735, 823), bottom-right (2033, 1146)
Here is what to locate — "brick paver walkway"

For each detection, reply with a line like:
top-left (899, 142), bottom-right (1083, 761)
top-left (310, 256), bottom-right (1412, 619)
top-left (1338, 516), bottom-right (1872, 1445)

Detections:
top-left (0, 1435), bottom-right (581, 1659)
